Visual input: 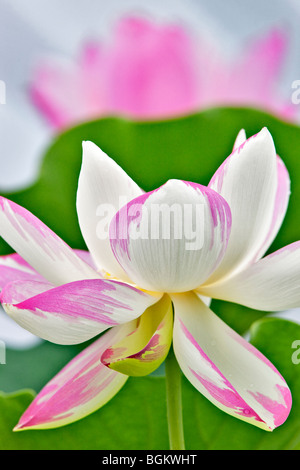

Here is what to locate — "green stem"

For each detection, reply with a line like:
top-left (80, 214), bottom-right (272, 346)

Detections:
top-left (165, 346), bottom-right (185, 450)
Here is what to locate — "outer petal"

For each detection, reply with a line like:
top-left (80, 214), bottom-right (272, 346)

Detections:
top-left (252, 156), bottom-right (291, 261)
top-left (14, 324), bottom-right (132, 430)
top-left (76, 141), bottom-right (143, 280)
top-left (106, 16), bottom-right (200, 118)
top-left (0, 197), bottom-right (99, 286)
top-left (198, 241), bottom-right (300, 311)
top-left (110, 179), bottom-right (231, 293)
top-left (73, 249), bottom-right (99, 271)
top-left (0, 250), bottom-right (99, 291)
top-left (101, 294), bottom-right (173, 376)
top-left (172, 292), bottom-right (291, 431)
top-left (206, 128), bottom-right (277, 284)
top-left (0, 253), bottom-right (44, 288)
top-left (1, 279), bottom-right (161, 344)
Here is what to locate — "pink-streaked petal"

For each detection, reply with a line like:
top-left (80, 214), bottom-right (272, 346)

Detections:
top-left (76, 141), bottom-right (143, 281)
top-left (101, 294), bottom-right (173, 376)
top-left (0, 250), bottom-right (99, 292)
top-left (198, 241), bottom-right (300, 311)
top-left (1, 280), bottom-right (53, 304)
top-left (110, 179), bottom-right (231, 293)
top-left (0, 253), bottom-right (44, 289)
top-left (172, 292), bottom-right (291, 430)
top-left (14, 325), bottom-right (131, 430)
top-left (206, 128), bottom-right (277, 284)
top-left (1, 279), bottom-right (160, 345)
top-left (73, 249), bottom-right (99, 272)
top-left (0, 197), bottom-right (100, 286)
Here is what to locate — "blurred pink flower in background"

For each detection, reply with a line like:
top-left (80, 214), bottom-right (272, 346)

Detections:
top-left (30, 16), bottom-right (295, 128)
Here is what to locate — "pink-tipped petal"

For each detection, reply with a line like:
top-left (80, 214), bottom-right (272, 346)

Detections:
top-left (198, 241), bottom-right (300, 311)
top-left (73, 249), bottom-right (100, 271)
top-left (252, 156), bottom-right (291, 261)
top-left (172, 292), bottom-right (291, 430)
top-left (77, 141), bottom-right (143, 281)
top-left (0, 253), bottom-right (44, 289)
top-left (110, 179), bottom-right (231, 293)
top-left (1, 278), bottom-right (160, 344)
top-left (207, 128), bottom-right (277, 284)
top-left (0, 250), bottom-right (99, 291)
top-left (14, 325), bottom-right (131, 430)
top-left (0, 197), bottom-right (99, 286)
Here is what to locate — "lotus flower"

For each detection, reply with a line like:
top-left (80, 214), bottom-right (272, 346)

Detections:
top-left (0, 128), bottom-right (297, 432)
top-left (29, 17), bottom-right (296, 129)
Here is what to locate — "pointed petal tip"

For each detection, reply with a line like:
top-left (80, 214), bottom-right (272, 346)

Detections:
top-left (0, 195), bottom-right (11, 211)
top-left (233, 129), bottom-right (247, 150)
top-left (238, 128), bottom-right (246, 135)
top-left (234, 127), bottom-right (275, 156)
top-left (256, 126), bottom-right (271, 140)
top-left (82, 139), bottom-right (95, 147)
top-left (259, 127), bottom-right (275, 146)
top-left (82, 139), bottom-right (99, 154)
top-left (13, 413), bottom-right (61, 431)
top-left (81, 140), bottom-right (112, 168)
top-left (234, 127), bottom-right (274, 154)
top-left (13, 425), bottom-right (22, 432)
top-left (13, 422), bottom-right (27, 432)
top-left (258, 386), bottom-right (292, 432)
